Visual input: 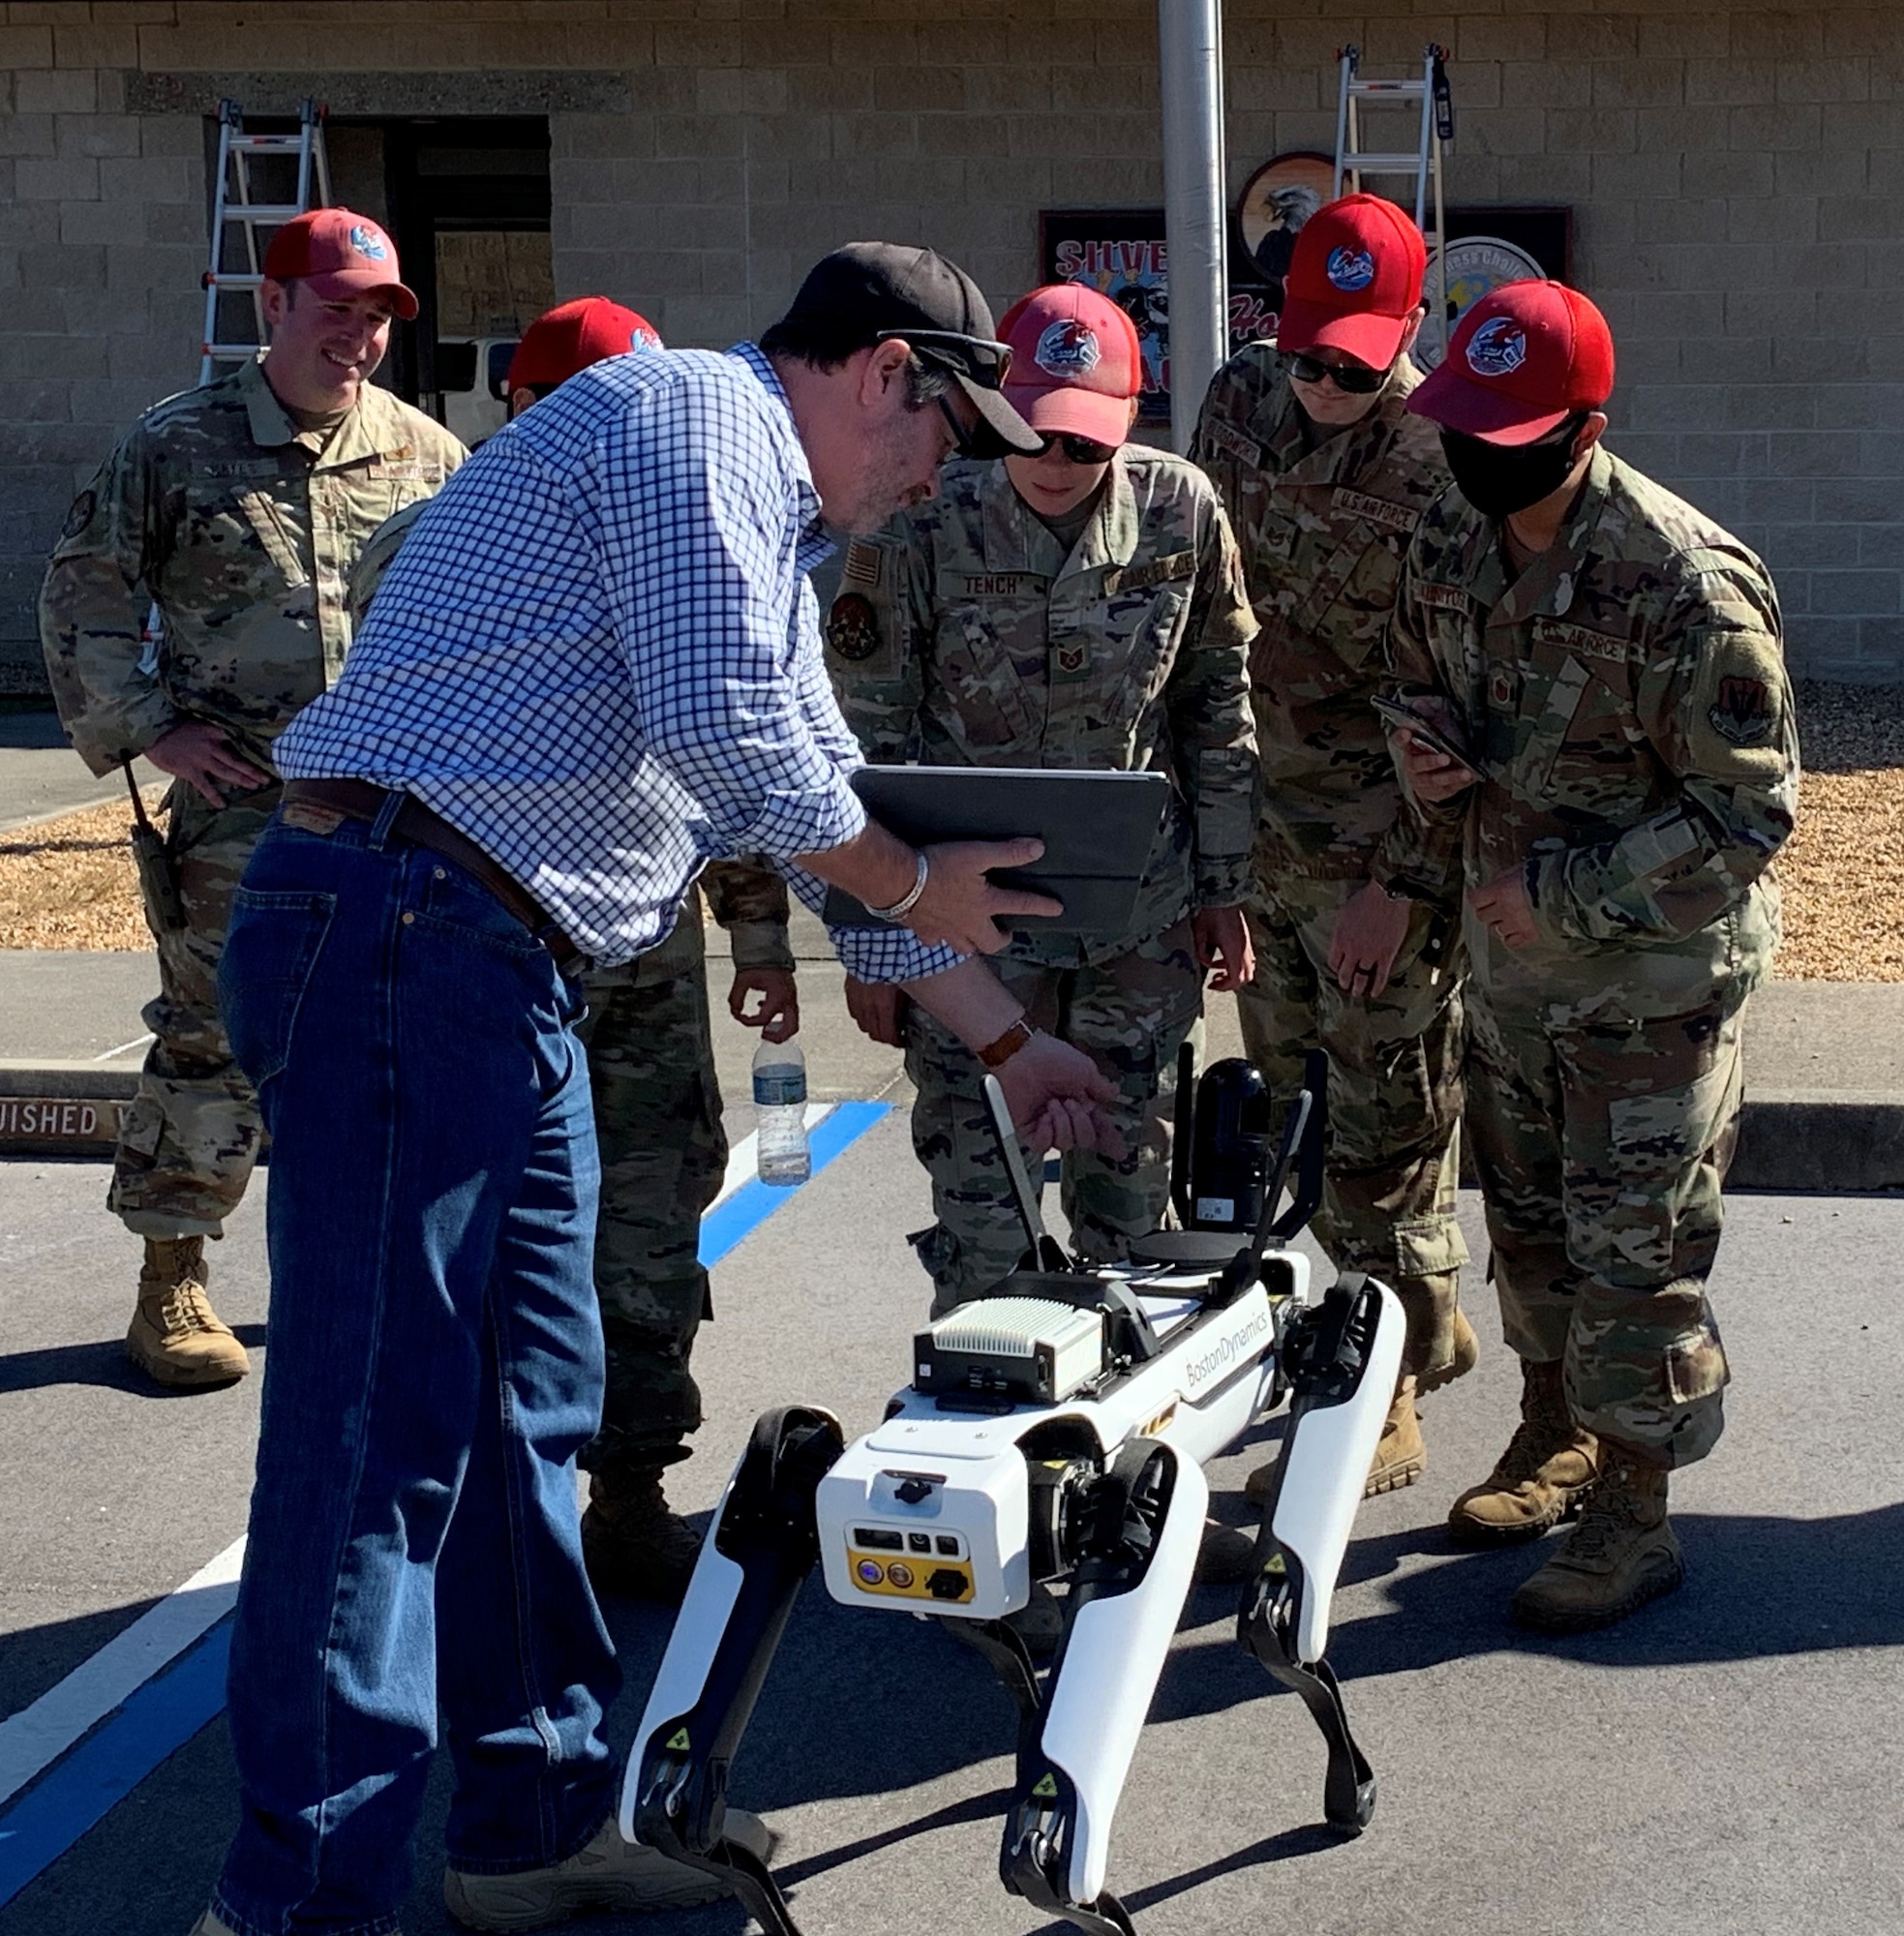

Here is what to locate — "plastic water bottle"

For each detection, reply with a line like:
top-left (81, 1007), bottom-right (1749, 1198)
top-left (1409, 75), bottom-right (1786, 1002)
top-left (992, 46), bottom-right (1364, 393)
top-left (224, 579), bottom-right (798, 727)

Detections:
top-left (753, 1037), bottom-right (810, 1186)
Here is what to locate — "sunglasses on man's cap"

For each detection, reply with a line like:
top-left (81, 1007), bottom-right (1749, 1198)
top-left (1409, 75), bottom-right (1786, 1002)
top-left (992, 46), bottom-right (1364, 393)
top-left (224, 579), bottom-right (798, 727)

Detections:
top-left (875, 327), bottom-right (1013, 387)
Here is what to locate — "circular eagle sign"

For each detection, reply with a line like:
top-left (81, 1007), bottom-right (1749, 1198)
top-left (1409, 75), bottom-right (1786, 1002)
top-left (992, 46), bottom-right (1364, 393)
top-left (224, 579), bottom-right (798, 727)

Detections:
top-left (1416, 235), bottom-right (1546, 371)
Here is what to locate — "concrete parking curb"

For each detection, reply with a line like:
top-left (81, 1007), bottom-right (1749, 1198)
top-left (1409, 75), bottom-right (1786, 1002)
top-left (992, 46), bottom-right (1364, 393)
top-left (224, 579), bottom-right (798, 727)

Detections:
top-left (2, 1059), bottom-right (1899, 1192)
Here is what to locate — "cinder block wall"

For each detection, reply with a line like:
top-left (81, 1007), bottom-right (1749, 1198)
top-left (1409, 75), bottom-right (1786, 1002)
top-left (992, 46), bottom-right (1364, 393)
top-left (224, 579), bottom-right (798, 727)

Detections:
top-left (2, 0), bottom-right (1901, 689)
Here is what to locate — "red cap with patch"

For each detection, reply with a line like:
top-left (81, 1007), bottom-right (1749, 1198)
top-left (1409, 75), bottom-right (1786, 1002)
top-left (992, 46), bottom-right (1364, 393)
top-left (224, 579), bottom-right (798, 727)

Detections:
top-left (997, 284), bottom-right (1143, 448)
top-left (1408, 280), bottom-right (1616, 445)
top-left (262, 208), bottom-right (418, 319)
top-left (507, 297), bottom-right (663, 391)
top-left (1276, 193), bottom-right (1428, 369)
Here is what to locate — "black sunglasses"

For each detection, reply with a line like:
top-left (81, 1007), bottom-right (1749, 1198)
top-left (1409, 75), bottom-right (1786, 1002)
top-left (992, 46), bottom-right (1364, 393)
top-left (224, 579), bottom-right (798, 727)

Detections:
top-left (876, 327), bottom-right (1013, 388)
top-left (1034, 432), bottom-right (1119, 466)
top-left (937, 394), bottom-right (981, 460)
top-left (1287, 351), bottom-right (1387, 395)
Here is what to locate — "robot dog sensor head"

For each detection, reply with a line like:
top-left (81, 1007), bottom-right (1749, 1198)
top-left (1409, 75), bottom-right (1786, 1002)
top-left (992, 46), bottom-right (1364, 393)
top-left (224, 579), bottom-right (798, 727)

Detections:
top-left (1187, 1058), bottom-right (1273, 1232)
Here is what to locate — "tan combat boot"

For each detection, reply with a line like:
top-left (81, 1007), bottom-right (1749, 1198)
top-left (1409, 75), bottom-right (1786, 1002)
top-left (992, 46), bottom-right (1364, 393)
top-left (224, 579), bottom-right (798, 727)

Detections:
top-left (580, 1468), bottom-right (703, 1604)
top-left (1245, 1304), bottom-right (1480, 1505)
top-left (129, 1237), bottom-right (250, 1388)
top-left (1510, 1454), bottom-right (1682, 1632)
top-left (1446, 1357), bottom-right (1598, 1545)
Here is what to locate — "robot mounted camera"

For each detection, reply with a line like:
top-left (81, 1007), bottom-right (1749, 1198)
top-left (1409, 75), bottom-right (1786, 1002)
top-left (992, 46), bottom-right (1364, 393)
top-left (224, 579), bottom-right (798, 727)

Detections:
top-left (620, 1045), bottom-right (1405, 1936)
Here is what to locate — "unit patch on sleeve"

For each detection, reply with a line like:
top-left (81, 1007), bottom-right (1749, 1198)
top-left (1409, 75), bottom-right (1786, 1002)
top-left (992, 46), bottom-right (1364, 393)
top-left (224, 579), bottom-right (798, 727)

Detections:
top-left (826, 592), bottom-right (881, 662)
top-left (60, 490), bottom-right (96, 541)
top-left (1708, 673), bottom-right (1773, 746)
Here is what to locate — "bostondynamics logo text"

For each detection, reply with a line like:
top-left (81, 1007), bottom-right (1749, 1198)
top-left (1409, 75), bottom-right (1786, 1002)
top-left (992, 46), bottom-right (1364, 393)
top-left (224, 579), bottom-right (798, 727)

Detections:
top-left (1183, 1306), bottom-right (1272, 1391)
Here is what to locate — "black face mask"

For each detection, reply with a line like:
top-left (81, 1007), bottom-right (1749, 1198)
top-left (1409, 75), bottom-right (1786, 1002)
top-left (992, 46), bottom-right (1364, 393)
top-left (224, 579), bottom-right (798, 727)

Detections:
top-left (1439, 417), bottom-right (1586, 520)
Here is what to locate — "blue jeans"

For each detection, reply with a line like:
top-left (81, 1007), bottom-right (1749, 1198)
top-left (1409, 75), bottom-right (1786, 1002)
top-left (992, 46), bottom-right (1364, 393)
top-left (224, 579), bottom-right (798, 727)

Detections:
top-left (212, 803), bottom-right (619, 1936)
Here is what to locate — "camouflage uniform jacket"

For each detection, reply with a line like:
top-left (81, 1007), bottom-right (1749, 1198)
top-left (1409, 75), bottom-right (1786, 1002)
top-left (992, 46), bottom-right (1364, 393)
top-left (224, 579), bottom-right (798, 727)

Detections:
top-left (1390, 446), bottom-right (1798, 1018)
top-left (41, 352), bottom-right (466, 777)
top-left (1193, 343), bottom-right (1452, 891)
top-left (825, 447), bottom-right (1259, 968)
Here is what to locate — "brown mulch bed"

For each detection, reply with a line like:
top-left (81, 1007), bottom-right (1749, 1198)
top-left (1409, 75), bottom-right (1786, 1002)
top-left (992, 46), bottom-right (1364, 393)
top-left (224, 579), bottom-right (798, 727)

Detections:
top-left (0, 793), bottom-right (165, 950)
top-left (3, 683), bottom-right (1901, 975)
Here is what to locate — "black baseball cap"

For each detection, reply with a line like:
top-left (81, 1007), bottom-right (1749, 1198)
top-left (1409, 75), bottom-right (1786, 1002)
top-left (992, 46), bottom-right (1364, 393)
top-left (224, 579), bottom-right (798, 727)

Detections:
top-left (779, 242), bottom-right (1043, 457)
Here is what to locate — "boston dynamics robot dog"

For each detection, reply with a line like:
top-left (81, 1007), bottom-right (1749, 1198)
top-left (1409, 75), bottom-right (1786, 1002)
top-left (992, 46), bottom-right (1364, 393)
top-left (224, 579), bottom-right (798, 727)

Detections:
top-left (620, 1049), bottom-right (1404, 1936)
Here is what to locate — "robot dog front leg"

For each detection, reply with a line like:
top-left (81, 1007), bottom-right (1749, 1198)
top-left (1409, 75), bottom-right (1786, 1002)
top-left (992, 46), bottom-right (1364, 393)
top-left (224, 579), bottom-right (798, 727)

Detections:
top-left (619, 1405), bottom-right (844, 1936)
top-left (1240, 1275), bottom-right (1404, 1834)
top-left (1002, 1437), bottom-right (1208, 1936)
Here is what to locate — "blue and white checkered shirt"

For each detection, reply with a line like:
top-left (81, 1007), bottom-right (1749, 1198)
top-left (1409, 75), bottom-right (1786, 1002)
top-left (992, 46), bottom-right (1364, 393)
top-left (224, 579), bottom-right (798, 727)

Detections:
top-left (278, 343), bottom-right (957, 979)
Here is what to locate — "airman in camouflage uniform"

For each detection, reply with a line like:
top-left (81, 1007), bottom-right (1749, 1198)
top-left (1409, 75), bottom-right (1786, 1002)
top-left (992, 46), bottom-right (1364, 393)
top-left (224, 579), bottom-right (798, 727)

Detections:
top-left (41, 215), bottom-right (463, 1390)
top-left (1194, 198), bottom-right (1477, 1503)
top-left (347, 296), bottom-right (796, 1604)
top-left (571, 862), bottom-right (796, 1599)
top-left (1393, 282), bottom-right (1798, 1630)
top-left (829, 285), bottom-right (1257, 1316)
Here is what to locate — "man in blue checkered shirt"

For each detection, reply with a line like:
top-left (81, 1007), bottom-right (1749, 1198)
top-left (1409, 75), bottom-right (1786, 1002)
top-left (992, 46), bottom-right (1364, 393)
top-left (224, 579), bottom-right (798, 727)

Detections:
top-left (196, 246), bottom-right (1125, 1936)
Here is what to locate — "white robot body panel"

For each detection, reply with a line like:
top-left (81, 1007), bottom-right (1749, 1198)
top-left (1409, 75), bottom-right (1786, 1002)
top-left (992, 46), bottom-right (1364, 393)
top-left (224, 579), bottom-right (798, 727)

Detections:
top-left (1038, 1445), bottom-right (1208, 1907)
top-left (817, 1279), bottom-right (1286, 1622)
top-left (817, 1424), bottom-right (1031, 1618)
top-left (1271, 1281), bottom-right (1405, 1663)
top-left (624, 1531), bottom-right (746, 1834)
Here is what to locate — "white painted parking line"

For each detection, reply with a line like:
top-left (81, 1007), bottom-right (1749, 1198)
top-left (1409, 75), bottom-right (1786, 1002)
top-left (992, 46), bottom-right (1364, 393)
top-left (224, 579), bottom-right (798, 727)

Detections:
top-left (0, 1535), bottom-right (245, 1807)
top-left (711, 1102), bottom-right (834, 1209)
top-left (90, 1033), bottom-right (154, 1063)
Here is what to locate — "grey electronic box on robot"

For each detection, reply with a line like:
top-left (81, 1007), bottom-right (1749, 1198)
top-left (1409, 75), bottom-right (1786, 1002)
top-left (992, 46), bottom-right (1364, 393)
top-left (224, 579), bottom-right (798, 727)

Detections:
top-left (619, 1046), bottom-right (1404, 1936)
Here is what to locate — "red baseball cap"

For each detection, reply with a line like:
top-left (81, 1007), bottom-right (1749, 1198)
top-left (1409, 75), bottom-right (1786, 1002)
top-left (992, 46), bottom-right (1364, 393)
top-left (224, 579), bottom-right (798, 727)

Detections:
top-left (1277, 194), bottom-right (1428, 369)
top-left (507, 297), bottom-right (663, 390)
top-left (997, 284), bottom-right (1143, 448)
top-left (261, 208), bottom-right (417, 319)
top-left (1408, 281), bottom-right (1616, 445)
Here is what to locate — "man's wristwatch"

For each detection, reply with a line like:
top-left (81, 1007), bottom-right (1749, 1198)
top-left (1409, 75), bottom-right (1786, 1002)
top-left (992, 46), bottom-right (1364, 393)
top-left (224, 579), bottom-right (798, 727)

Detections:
top-left (977, 1016), bottom-right (1037, 1069)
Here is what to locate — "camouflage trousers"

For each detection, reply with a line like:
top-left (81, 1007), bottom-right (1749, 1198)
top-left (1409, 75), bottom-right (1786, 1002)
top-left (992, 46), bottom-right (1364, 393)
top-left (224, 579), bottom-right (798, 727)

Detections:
top-left (572, 895), bottom-right (724, 1480)
top-left (1466, 979), bottom-right (1740, 1470)
top-left (1237, 868), bottom-right (1469, 1380)
top-left (906, 921), bottom-right (1203, 1315)
top-left (109, 781), bottom-right (276, 1239)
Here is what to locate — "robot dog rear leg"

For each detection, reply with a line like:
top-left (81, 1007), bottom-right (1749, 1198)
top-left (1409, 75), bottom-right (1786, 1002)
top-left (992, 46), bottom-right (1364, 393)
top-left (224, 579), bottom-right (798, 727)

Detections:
top-left (620, 1405), bottom-right (843, 1936)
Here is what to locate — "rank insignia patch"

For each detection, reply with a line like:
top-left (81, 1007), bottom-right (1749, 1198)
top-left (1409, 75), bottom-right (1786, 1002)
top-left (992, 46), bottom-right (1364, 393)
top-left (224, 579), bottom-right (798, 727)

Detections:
top-left (826, 592), bottom-right (880, 661)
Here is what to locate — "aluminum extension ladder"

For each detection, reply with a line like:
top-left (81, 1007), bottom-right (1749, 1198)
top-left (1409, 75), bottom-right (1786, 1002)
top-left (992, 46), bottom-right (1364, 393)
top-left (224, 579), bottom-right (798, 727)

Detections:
top-left (197, 97), bottom-right (332, 385)
top-left (1332, 45), bottom-right (1454, 364)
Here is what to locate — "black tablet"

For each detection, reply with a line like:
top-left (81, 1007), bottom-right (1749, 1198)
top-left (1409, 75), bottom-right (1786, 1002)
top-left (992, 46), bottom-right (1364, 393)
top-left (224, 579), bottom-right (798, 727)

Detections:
top-left (822, 765), bottom-right (1171, 936)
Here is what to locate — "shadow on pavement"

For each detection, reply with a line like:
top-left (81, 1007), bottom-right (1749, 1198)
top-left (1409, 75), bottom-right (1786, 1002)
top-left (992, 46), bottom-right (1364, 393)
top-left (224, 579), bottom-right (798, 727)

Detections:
top-left (1153, 1499), bottom-right (1904, 1734)
top-left (0, 1325), bottom-right (268, 1397)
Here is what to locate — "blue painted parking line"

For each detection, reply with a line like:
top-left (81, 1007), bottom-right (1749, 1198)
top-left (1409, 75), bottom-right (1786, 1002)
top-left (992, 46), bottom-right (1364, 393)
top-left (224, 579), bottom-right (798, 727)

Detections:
top-left (0, 1622), bottom-right (230, 1911)
top-left (0, 1097), bottom-right (892, 1908)
top-left (698, 1100), bottom-right (891, 1265)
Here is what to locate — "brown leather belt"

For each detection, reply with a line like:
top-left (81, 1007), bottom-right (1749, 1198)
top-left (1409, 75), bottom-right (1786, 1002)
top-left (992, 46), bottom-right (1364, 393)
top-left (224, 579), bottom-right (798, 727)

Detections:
top-left (280, 778), bottom-right (590, 977)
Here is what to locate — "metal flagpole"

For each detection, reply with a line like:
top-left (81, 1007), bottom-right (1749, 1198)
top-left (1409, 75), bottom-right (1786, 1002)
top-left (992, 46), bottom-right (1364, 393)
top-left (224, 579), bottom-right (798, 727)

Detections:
top-left (1158, 0), bottom-right (1227, 455)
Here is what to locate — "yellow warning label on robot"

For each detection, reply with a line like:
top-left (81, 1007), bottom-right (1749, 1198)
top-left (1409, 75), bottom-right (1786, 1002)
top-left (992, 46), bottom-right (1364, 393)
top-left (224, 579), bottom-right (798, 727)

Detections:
top-left (846, 1548), bottom-right (974, 1605)
top-left (666, 1728), bottom-right (690, 1751)
top-left (1032, 1773), bottom-right (1058, 1799)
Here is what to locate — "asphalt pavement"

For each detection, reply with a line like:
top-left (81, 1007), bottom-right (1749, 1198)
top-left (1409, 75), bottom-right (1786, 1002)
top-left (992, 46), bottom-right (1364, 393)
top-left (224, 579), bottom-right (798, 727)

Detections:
top-left (1, 1119), bottom-right (1900, 1936)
